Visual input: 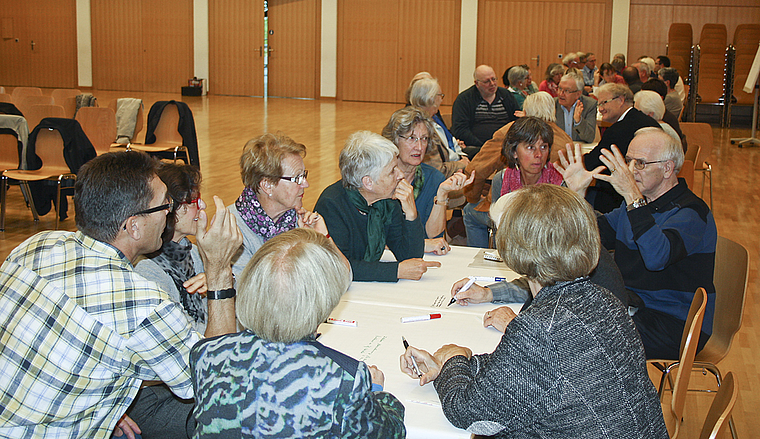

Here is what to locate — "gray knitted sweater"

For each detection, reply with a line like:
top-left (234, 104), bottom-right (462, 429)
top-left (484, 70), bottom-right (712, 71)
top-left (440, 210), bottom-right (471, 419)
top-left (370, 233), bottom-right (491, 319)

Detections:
top-left (433, 278), bottom-right (668, 438)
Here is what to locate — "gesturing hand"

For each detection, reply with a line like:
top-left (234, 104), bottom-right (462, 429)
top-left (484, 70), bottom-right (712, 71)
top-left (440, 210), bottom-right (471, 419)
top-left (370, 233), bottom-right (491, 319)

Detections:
top-left (595, 144), bottom-right (644, 204)
top-left (397, 258), bottom-right (441, 280)
top-left (553, 143), bottom-right (604, 197)
top-left (393, 179), bottom-right (418, 221)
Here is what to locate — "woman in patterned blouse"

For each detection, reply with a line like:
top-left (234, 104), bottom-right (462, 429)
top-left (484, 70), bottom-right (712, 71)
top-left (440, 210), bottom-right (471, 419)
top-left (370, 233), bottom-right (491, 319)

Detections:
top-left (190, 228), bottom-right (406, 438)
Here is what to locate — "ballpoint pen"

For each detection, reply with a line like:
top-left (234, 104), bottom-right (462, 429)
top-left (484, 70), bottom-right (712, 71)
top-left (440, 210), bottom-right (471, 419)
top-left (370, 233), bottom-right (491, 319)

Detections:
top-left (448, 276), bottom-right (508, 306)
top-left (402, 336), bottom-right (422, 378)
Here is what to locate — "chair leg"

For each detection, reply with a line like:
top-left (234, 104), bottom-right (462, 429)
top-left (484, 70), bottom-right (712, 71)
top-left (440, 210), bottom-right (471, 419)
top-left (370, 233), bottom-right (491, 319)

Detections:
top-left (19, 182), bottom-right (39, 222)
top-left (55, 179), bottom-right (61, 231)
top-left (0, 175), bottom-right (6, 232)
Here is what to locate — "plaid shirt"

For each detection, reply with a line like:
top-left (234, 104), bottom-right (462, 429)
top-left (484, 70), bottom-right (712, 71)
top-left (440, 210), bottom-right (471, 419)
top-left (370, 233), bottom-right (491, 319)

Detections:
top-left (0, 231), bottom-right (201, 439)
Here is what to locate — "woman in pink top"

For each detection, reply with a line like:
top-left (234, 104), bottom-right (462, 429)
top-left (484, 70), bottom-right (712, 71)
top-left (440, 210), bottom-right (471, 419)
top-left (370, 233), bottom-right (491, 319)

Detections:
top-left (495, 116), bottom-right (563, 199)
top-left (538, 63), bottom-right (564, 97)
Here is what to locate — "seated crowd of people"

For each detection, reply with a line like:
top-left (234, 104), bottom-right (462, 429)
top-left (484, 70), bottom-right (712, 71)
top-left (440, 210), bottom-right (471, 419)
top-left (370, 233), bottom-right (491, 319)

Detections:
top-left (0, 50), bottom-right (714, 439)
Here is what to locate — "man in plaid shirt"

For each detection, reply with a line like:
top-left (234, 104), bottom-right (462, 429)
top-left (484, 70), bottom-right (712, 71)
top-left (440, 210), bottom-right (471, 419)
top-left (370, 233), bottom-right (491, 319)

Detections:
top-left (0, 152), bottom-right (241, 439)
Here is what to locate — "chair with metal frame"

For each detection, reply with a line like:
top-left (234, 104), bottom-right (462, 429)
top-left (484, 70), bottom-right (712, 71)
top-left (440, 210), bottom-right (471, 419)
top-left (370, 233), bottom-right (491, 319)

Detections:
top-left (76, 107), bottom-right (117, 156)
top-left (10, 87), bottom-right (42, 104)
top-left (650, 287), bottom-right (707, 439)
top-left (24, 104), bottom-right (65, 133)
top-left (2, 127), bottom-right (75, 230)
top-left (127, 101), bottom-right (192, 165)
top-left (680, 122), bottom-right (713, 207)
top-left (50, 88), bottom-right (82, 119)
top-left (17, 95), bottom-right (54, 119)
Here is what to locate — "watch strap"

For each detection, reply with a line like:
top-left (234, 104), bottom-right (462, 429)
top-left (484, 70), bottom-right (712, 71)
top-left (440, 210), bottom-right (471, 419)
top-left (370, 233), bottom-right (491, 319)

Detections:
top-left (207, 288), bottom-right (236, 300)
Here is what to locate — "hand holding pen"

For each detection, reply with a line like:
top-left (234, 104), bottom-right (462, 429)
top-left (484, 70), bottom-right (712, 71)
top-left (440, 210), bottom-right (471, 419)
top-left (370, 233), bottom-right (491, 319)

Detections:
top-left (400, 338), bottom-right (442, 386)
top-left (448, 276), bottom-right (505, 306)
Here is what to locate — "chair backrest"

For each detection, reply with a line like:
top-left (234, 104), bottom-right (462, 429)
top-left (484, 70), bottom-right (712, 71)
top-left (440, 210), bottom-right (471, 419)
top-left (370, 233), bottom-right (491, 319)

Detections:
top-left (679, 122), bottom-right (713, 168)
top-left (17, 95), bottom-right (54, 118)
top-left (25, 104), bottom-right (65, 132)
top-left (11, 87), bottom-right (42, 103)
top-left (76, 107), bottom-right (117, 155)
top-left (677, 159), bottom-right (695, 188)
top-left (50, 88), bottom-right (81, 107)
top-left (699, 371), bottom-right (737, 439)
top-left (0, 93), bottom-right (12, 103)
top-left (667, 287), bottom-right (707, 438)
top-left (696, 236), bottom-right (749, 365)
top-left (732, 24), bottom-right (760, 105)
top-left (685, 144), bottom-right (700, 164)
top-left (34, 128), bottom-right (69, 170)
top-left (0, 133), bottom-right (19, 170)
top-left (153, 102), bottom-right (183, 144)
top-left (668, 23), bottom-right (693, 81)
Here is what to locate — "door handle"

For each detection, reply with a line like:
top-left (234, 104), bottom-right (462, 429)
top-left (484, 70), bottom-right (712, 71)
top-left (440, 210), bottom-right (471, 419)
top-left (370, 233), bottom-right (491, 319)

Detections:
top-left (530, 55), bottom-right (540, 67)
top-left (30, 40), bottom-right (35, 51)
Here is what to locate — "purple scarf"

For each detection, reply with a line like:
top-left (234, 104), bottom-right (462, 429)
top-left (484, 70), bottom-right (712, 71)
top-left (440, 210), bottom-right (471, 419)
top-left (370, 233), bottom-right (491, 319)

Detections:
top-left (235, 187), bottom-right (297, 241)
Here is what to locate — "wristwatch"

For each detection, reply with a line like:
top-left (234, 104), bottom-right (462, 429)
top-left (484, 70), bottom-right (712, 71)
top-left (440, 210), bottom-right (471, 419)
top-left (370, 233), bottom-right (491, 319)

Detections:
top-left (627, 197), bottom-right (647, 211)
top-left (434, 196), bottom-right (448, 206)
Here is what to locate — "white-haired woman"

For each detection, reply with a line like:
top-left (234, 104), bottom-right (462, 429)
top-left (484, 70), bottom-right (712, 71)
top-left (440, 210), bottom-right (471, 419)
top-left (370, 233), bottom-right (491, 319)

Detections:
top-left (409, 77), bottom-right (470, 177)
top-left (634, 90), bottom-right (681, 145)
top-left (191, 228), bottom-right (406, 438)
top-left (400, 184), bottom-right (668, 438)
top-left (462, 93), bottom-right (571, 248)
top-left (315, 131), bottom-right (440, 282)
top-left (506, 65), bottom-right (530, 110)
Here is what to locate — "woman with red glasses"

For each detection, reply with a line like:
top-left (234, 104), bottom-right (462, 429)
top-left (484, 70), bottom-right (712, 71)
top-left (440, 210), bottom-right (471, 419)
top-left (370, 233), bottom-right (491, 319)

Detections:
top-left (135, 162), bottom-right (211, 335)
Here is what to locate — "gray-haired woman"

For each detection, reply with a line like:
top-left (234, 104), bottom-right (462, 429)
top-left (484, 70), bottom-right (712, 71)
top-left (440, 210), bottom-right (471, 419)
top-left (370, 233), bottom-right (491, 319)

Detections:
top-left (191, 228), bottom-right (406, 438)
top-left (315, 131), bottom-right (440, 282)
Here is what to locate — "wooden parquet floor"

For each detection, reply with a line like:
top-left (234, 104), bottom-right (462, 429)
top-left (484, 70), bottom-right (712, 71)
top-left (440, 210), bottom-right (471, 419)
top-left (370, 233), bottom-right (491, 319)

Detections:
top-left (2, 90), bottom-right (758, 438)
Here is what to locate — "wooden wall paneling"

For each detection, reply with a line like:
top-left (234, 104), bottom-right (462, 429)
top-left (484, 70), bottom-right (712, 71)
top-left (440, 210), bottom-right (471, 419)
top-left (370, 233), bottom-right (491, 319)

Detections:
top-left (672, 6), bottom-right (719, 42)
top-left (209, 0), bottom-right (264, 96)
top-left (716, 7), bottom-right (760, 42)
top-left (549, 1), bottom-right (608, 65)
top-left (396, 0), bottom-right (461, 103)
top-left (476, 1), bottom-right (546, 85)
top-left (26, 0), bottom-right (77, 88)
top-left (268, 0), bottom-right (320, 99)
top-left (338, 0), bottom-right (400, 103)
top-left (0, 3), bottom-right (28, 86)
top-left (141, 0), bottom-right (194, 93)
top-left (91, 0), bottom-right (144, 91)
top-left (627, 4), bottom-right (675, 60)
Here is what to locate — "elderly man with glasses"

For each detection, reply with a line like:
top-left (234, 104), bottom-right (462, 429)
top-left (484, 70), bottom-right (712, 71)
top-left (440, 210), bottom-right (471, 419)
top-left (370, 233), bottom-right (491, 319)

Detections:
top-left (450, 65), bottom-right (520, 152)
top-left (555, 72), bottom-right (598, 143)
top-left (583, 83), bottom-right (660, 213)
top-left (0, 151), bottom-right (242, 439)
top-left (556, 128), bottom-right (717, 362)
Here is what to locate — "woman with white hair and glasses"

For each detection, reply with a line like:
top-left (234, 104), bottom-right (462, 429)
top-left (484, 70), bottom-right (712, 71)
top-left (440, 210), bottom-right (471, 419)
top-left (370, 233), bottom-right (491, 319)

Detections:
top-left (315, 131), bottom-right (440, 282)
top-left (191, 228), bottom-right (406, 438)
top-left (229, 133), bottom-right (326, 278)
top-left (400, 184), bottom-right (668, 438)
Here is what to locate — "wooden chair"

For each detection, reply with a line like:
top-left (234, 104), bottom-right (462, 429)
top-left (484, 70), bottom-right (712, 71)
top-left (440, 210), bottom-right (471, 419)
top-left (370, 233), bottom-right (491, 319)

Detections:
top-left (76, 107), bottom-right (117, 156)
top-left (10, 87), bottom-right (42, 103)
top-left (650, 288), bottom-right (707, 439)
top-left (677, 145), bottom-right (700, 189)
top-left (127, 102), bottom-right (190, 164)
top-left (680, 122), bottom-right (713, 207)
top-left (2, 128), bottom-right (76, 230)
top-left (17, 95), bottom-right (54, 118)
top-left (50, 89), bottom-right (81, 107)
top-left (24, 104), bottom-right (65, 132)
top-left (693, 24), bottom-right (729, 126)
top-left (667, 23), bottom-right (693, 87)
top-left (699, 371), bottom-right (738, 439)
top-left (0, 93), bottom-right (12, 104)
top-left (0, 129), bottom-right (39, 229)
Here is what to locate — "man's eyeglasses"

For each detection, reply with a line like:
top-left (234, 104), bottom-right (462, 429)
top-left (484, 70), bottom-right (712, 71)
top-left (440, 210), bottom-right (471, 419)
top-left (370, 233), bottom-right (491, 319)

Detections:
top-left (598, 96), bottom-right (621, 107)
top-left (398, 135), bottom-right (429, 145)
top-left (279, 171), bottom-right (308, 185)
top-left (558, 88), bottom-right (580, 95)
top-left (477, 78), bottom-right (497, 84)
top-left (131, 195), bottom-right (175, 216)
top-left (436, 93), bottom-right (445, 98)
top-left (625, 157), bottom-right (668, 170)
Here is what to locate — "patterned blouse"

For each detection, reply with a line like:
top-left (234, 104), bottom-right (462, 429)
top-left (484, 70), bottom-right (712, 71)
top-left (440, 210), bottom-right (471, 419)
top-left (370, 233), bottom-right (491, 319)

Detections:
top-left (190, 331), bottom-right (406, 438)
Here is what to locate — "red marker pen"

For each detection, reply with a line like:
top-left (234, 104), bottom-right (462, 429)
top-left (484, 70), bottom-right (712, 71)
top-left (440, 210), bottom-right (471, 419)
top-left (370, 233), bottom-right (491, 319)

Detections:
top-left (400, 314), bottom-right (442, 323)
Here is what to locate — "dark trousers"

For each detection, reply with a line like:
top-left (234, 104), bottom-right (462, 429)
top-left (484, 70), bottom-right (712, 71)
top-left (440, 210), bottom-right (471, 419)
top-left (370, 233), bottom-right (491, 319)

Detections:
top-left (633, 306), bottom-right (710, 360)
top-left (125, 384), bottom-right (195, 439)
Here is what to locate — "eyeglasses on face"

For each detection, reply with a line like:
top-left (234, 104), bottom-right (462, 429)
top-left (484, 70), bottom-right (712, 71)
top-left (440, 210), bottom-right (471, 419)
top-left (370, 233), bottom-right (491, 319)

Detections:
top-left (398, 134), bottom-right (429, 145)
top-left (279, 170), bottom-right (308, 185)
top-left (598, 96), bottom-right (621, 107)
top-left (477, 78), bottom-right (497, 84)
top-left (558, 87), bottom-right (580, 94)
top-left (131, 195), bottom-right (175, 217)
top-left (625, 156), bottom-right (668, 170)
top-left (436, 93), bottom-right (445, 98)
top-left (186, 194), bottom-right (202, 208)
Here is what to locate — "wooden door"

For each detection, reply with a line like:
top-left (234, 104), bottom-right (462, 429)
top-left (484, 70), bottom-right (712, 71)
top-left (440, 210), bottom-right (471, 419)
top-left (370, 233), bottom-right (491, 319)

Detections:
top-left (338, 0), bottom-right (461, 104)
top-left (267, 0), bottom-right (320, 99)
top-left (0, 0), bottom-right (77, 88)
top-left (209, 0), bottom-right (265, 96)
top-left (477, 0), bottom-right (610, 84)
top-left (91, 0), bottom-right (144, 91)
top-left (92, 0), bottom-right (193, 92)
